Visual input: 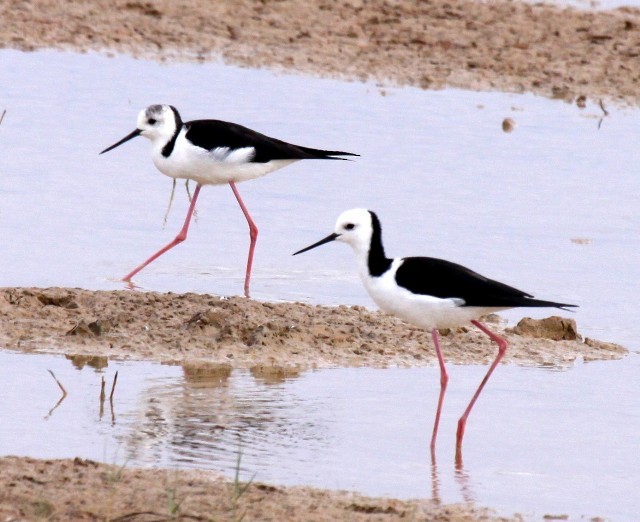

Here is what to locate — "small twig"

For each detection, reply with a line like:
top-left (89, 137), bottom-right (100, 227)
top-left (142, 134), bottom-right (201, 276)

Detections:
top-left (598, 99), bottom-right (609, 117)
top-left (111, 511), bottom-right (206, 521)
top-left (109, 371), bottom-right (118, 425)
top-left (110, 511), bottom-right (165, 522)
top-left (45, 369), bottom-right (68, 418)
top-left (47, 369), bottom-right (67, 397)
top-left (109, 371), bottom-right (119, 401)
top-left (46, 395), bottom-right (66, 419)
top-left (99, 375), bottom-right (106, 419)
top-left (0, 110), bottom-right (6, 126)
top-left (597, 99), bottom-right (609, 130)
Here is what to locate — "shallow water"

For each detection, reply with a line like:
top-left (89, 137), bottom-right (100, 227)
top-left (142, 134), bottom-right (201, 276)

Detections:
top-left (1, 350), bottom-right (639, 520)
top-left (0, 49), bottom-right (638, 355)
top-left (1, 50), bottom-right (640, 519)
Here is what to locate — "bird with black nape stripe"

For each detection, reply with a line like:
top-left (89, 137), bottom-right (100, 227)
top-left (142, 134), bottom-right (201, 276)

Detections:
top-left (294, 208), bottom-right (577, 453)
top-left (101, 104), bottom-right (358, 297)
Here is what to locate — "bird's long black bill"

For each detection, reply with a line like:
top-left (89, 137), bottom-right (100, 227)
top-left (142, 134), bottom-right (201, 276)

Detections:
top-left (292, 233), bottom-right (339, 256)
top-left (100, 128), bottom-right (142, 154)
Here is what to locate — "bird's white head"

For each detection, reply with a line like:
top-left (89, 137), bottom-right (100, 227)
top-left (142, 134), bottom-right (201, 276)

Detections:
top-left (135, 104), bottom-right (180, 143)
top-left (293, 208), bottom-right (375, 257)
top-left (332, 208), bottom-right (375, 253)
top-left (100, 104), bottom-right (182, 155)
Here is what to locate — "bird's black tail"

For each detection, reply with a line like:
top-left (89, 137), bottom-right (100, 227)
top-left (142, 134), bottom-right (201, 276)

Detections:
top-left (520, 298), bottom-right (578, 312)
top-left (295, 145), bottom-right (359, 160)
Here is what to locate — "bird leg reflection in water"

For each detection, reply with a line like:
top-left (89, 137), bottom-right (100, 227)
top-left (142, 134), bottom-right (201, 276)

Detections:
top-left (430, 446), bottom-right (442, 505)
top-left (430, 441), bottom-right (475, 506)
top-left (454, 450), bottom-right (474, 504)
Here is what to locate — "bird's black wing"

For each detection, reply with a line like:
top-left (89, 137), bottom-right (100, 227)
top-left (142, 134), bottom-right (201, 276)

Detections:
top-left (185, 119), bottom-right (358, 162)
top-left (394, 257), bottom-right (576, 309)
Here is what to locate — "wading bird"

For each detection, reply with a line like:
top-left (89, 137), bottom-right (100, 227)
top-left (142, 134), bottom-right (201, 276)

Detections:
top-left (101, 104), bottom-right (357, 297)
top-left (294, 208), bottom-right (576, 452)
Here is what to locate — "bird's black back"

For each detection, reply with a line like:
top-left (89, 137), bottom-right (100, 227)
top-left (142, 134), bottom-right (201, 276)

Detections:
top-left (394, 257), bottom-right (576, 310)
top-left (184, 119), bottom-right (358, 162)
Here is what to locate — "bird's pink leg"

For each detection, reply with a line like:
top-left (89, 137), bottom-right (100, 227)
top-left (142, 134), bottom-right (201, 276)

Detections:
top-left (229, 181), bottom-right (258, 299)
top-left (122, 183), bottom-right (202, 283)
top-left (430, 328), bottom-right (449, 454)
top-left (456, 320), bottom-right (509, 451)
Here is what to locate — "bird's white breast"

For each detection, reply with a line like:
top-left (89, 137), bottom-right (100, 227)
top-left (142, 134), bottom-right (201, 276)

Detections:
top-left (360, 259), bottom-right (509, 330)
top-left (151, 130), bottom-right (297, 185)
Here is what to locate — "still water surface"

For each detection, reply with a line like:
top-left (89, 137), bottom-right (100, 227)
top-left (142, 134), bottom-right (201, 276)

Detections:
top-left (1, 351), bottom-right (638, 520)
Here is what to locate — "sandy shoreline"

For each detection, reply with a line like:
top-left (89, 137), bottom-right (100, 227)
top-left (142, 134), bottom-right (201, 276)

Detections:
top-left (0, 457), bottom-right (519, 522)
top-left (0, 287), bottom-right (626, 368)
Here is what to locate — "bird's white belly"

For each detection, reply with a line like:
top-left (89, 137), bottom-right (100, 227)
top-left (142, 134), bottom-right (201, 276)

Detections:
top-left (362, 266), bottom-right (509, 330)
top-left (152, 138), bottom-right (297, 185)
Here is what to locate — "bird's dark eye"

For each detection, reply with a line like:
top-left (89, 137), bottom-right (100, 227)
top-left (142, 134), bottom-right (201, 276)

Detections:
top-left (148, 118), bottom-right (157, 125)
top-left (344, 223), bottom-right (355, 230)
